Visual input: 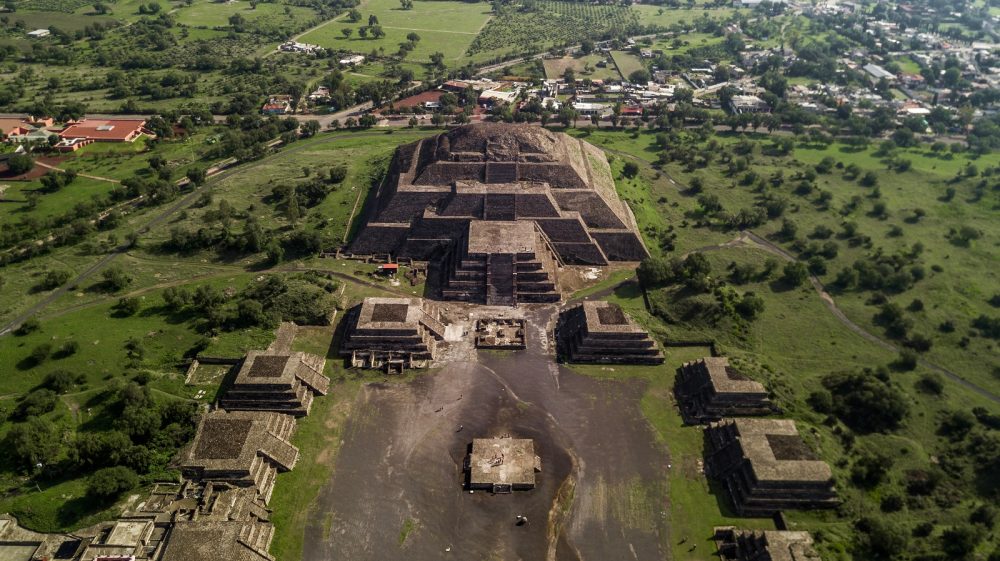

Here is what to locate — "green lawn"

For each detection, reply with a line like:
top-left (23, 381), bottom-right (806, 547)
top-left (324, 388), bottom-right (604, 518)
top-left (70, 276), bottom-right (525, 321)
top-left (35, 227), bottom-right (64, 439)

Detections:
top-left (299, 0), bottom-right (492, 63)
top-left (542, 54), bottom-right (622, 81)
top-left (174, 0), bottom-right (317, 29)
top-left (610, 50), bottom-right (645, 79)
top-left (631, 4), bottom-right (737, 27)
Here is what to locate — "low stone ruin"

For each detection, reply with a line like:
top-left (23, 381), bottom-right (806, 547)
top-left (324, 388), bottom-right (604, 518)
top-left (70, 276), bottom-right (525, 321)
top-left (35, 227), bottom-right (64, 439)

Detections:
top-left (466, 437), bottom-right (541, 493)
top-left (475, 318), bottom-right (527, 349)
top-left (556, 300), bottom-right (664, 364)
top-left (340, 297), bottom-right (447, 371)
top-left (714, 527), bottom-right (822, 561)
top-left (220, 351), bottom-right (329, 417)
top-left (704, 418), bottom-right (839, 516)
top-left (675, 357), bottom-right (778, 424)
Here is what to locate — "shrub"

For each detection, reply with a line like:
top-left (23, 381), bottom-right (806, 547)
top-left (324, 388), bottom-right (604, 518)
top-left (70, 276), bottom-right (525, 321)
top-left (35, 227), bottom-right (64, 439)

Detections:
top-left (822, 370), bottom-right (909, 433)
top-left (621, 161), bottom-right (640, 178)
top-left (114, 297), bottom-right (141, 317)
top-left (14, 389), bottom-right (59, 419)
top-left (101, 266), bottom-right (132, 292)
top-left (5, 417), bottom-right (62, 470)
top-left (39, 269), bottom-right (72, 291)
top-left (14, 318), bottom-right (40, 336)
top-left (87, 466), bottom-right (139, 501)
top-left (43, 370), bottom-right (84, 393)
top-left (780, 261), bottom-right (809, 287)
top-left (941, 524), bottom-right (982, 558)
top-left (880, 493), bottom-right (904, 513)
top-left (855, 516), bottom-right (907, 560)
top-left (7, 154), bottom-right (34, 175)
top-left (916, 373), bottom-right (944, 395)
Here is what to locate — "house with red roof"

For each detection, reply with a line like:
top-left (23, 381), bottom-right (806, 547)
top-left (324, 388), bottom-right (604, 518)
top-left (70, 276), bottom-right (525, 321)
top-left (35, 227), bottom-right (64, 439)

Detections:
top-left (58, 119), bottom-right (148, 143)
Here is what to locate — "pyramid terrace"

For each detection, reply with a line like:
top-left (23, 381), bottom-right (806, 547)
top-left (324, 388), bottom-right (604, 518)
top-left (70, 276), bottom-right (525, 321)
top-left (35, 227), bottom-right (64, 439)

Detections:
top-left (557, 300), bottom-right (664, 364)
top-left (220, 351), bottom-right (329, 416)
top-left (675, 357), bottom-right (778, 423)
top-left (705, 418), bottom-right (839, 516)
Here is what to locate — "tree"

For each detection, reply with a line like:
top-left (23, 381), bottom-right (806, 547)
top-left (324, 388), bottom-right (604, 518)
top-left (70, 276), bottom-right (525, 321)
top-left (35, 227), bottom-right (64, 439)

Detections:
top-left (101, 266), bottom-right (132, 292)
top-left (622, 161), bottom-right (640, 178)
top-left (341, 27), bottom-right (353, 39)
top-left (6, 417), bottom-right (62, 470)
top-left (87, 466), bottom-right (139, 501)
top-left (629, 69), bottom-right (651, 83)
top-left (823, 369), bottom-right (909, 433)
top-left (637, 257), bottom-right (673, 288)
top-left (734, 292), bottom-right (765, 320)
top-left (781, 262), bottom-right (809, 287)
top-left (860, 171), bottom-right (878, 187)
top-left (185, 167), bottom-right (207, 186)
top-left (40, 269), bottom-right (72, 290)
top-left (7, 154), bottom-right (34, 175)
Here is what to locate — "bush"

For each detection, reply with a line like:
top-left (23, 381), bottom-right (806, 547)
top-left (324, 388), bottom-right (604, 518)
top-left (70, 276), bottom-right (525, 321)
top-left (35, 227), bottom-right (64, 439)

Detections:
top-left (5, 417), bottom-right (63, 470)
top-left (822, 369), bottom-right (909, 433)
top-left (621, 161), bottom-right (640, 178)
top-left (101, 266), bottom-right (132, 292)
top-left (855, 516), bottom-right (907, 560)
top-left (781, 261), bottom-right (809, 287)
top-left (14, 389), bottom-right (59, 419)
top-left (14, 317), bottom-right (40, 336)
top-left (941, 524), bottom-right (982, 558)
top-left (880, 493), bottom-right (904, 513)
top-left (734, 292), bottom-right (765, 320)
top-left (39, 269), bottom-right (72, 291)
top-left (7, 154), bottom-right (34, 175)
top-left (915, 373), bottom-right (944, 395)
top-left (87, 466), bottom-right (139, 501)
top-left (42, 369), bottom-right (84, 393)
top-left (114, 297), bottom-right (141, 316)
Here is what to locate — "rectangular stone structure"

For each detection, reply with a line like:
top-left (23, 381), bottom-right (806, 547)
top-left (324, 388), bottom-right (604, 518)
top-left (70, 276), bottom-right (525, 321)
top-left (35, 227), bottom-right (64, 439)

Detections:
top-left (704, 418), bottom-right (839, 516)
top-left (468, 438), bottom-right (541, 492)
top-left (675, 357), bottom-right (777, 423)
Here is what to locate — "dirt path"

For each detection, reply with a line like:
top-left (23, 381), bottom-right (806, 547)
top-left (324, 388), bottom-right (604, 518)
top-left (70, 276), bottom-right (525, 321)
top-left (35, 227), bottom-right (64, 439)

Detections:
top-left (34, 161), bottom-right (122, 184)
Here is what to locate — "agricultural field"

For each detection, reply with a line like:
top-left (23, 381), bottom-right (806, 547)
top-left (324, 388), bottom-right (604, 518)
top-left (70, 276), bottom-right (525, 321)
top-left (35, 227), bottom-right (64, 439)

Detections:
top-left (468, 1), bottom-right (640, 61)
top-left (631, 4), bottom-right (738, 28)
top-left (650, 31), bottom-right (724, 56)
top-left (610, 49), bottom-right (646, 79)
top-left (542, 53), bottom-right (622, 81)
top-left (298, 0), bottom-right (493, 63)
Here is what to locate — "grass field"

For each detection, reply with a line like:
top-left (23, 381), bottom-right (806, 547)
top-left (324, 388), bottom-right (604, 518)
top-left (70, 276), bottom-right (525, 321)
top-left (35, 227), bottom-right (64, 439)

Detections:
top-left (173, 0), bottom-right (317, 29)
top-left (610, 50), bottom-right (645, 79)
top-left (631, 4), bottom-right (738, 27)
top-left (299, 0), bottom-right (492, 63)
top-left (542, 54), bottom-right (621, 81)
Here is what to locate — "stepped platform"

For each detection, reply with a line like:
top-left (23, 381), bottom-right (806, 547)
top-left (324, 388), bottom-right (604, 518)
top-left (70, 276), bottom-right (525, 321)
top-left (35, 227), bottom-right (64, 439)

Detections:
top-left (220, 351), bottom-right (328, 417)
top-left (340, 297), bottom-right (446, 371)
top-left (466, 437), bottom-right (541, 493)
top-left (181, 410), bottom-right (299, 506)
top-left (159, 520), bottom-right (274, 561)
top-left (704, 418), bottom-right (839, 516)
top-left (556, 300), bottom-right (664, 364)
top-left (675, 357), bottom-right (778, 424)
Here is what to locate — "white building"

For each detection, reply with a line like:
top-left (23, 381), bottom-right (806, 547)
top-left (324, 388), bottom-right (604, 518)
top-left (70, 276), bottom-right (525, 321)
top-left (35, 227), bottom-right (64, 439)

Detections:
top-left (27, 29), bottom-right (50, 38)
top-left (339, 55), bottom-right (366, 66)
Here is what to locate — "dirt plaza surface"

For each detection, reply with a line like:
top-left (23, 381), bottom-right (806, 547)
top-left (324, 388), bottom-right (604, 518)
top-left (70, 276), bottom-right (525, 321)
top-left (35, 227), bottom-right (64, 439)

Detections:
top-left (303, 307), bottom-right (670, 560)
